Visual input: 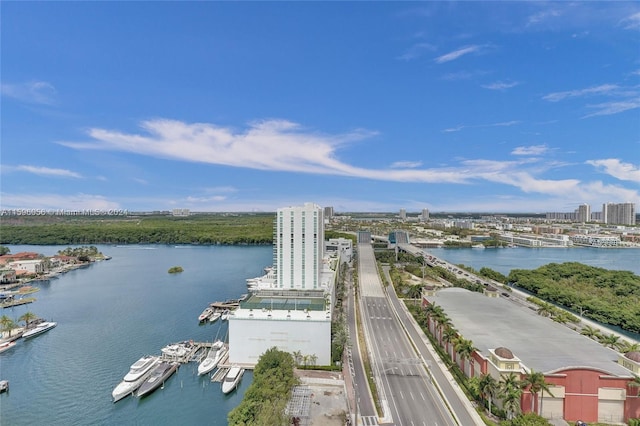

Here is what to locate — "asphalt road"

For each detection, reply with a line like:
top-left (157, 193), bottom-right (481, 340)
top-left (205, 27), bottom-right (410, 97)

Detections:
top-left (354, 244), bottom-right (459, 426)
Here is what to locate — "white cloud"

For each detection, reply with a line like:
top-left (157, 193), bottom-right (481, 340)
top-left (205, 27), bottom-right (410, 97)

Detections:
top-left (3, 165), bottom-right (82, 178)
top-left (390, 161), bottom-right (422, 169)
top-left (620, 11), bottom-right (640, 30)
top-left (482, 81), bottom-right (519, 90)
top-left (58, 118), bottom-right (638, 205)
top-left (1, 81), bottom-right (57, 105)
top-left (0, 193), bottom-right (120, 211)
top-left (542, 84), bottom-right (619, 102)
top-left (582, 98), bottom-right (640, 117)
top-left (435, 45), bottom-right (481, 64)
top-left (586, 159), bottom-right (640, 183)
top-left (511, 145), bottom-right (549, 156)
top-left (441, 120), bottom-right (520, 133)
top-left (527, 9), bottom-right (562, 27)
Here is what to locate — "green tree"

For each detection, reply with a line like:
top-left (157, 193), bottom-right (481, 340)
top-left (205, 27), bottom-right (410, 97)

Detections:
top-left (0, 315), bottom-right (17, 338)
top-left (454, 337), bottom-right (476, 376)
top-left (18, 311), bottom-right (38, 329)
top-left (598, 333), bottom-right (620, 349)
top-left (406, 284), bottom-right (423, 305)
top-left (0, 246), bottom-right (10, 256)
top-left (500, 373), bottom-right (523, 419)
top-left (522, 370), bottom-right (553, 415)
top-left (478, 373), bottom-right (499, 415)
top-left (580, 325), bottom-right (601, 340)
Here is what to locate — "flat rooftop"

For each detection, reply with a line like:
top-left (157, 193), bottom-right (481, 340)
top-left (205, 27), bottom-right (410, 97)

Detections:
top-left (241, 291), bottom-right (326, 312)
top-left (425, 288), bottom-right (632, 377)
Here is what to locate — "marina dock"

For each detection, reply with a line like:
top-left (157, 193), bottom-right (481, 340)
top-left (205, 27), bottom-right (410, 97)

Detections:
top-left (0, 297), bottom-right (36, 309)
top-left (158, 340), bottom-right (227, 364)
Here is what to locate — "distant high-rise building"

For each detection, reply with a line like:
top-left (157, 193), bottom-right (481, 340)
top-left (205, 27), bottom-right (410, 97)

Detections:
top-left (399, 208), bottom-right (406, 221)
top-left (421, 208), bottom-right (430, 222)
top-left (172, 208), bottom-right (190, 217)
top-left (602, 202), bottom-right (636, 226)
top-left (576, 204), bottom-right (591, 223)
top-left (275, 203), bottom-right (324, 289)
top-left (323, 206), bottom-right (334, 220)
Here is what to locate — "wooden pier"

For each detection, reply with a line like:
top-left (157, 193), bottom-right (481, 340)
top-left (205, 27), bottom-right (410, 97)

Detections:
top-left (0, 297), bottom-right (36, 309)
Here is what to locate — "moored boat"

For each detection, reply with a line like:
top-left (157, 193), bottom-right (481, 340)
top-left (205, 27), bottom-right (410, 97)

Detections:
top-left (161, 341), bottom-right (193, 358)
top-left (221, 310), bottom-right (230, 321)
top-left (198, 307), bottom-right (214, 322)
top-left (197, 341), bottom-right (226, 376)
top-left (221, 366), bottom-right (244, 394)
top-left (22, 321), bottom-right (57, 339)
top-left (136, 361), bottom-right (179, 398)
top-left (112, 355), bottom-right (160, 402)
top-left (0, 341), bottom-right (16, 354)
top-left (0, 380), bottom-right (8, 393)
top-left (208, 311), bottom-right (221, 322)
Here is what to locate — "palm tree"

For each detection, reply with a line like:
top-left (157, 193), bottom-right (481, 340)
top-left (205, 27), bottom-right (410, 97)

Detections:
top-left (522, 369), bottom-right (553, 415)
top-left (499, 372), bottom-right (523, 419)
top-left (292, 350), bottom-right (303, 367)
top-left (406, 284), bottom-right (422, 305)
top-left (580, 325), bottom-right (601, 340)
top-left (18, 311), bottom-right (38, 329)
top-left (536, 303), bottom-right (555, 318)
top-left (502, 388), bottom-right (523, 420)
top-left (442, 326), bottom-right (458, 354)
top-left (617, 340), bottom-right (640, 353)
top-left (309, 354), bottom-right (318, 367)
top-left (454, 338), bottom-right (476, 376)
top-left (598, 333), bottom-right (620, 349)
top-left (0, 315), bottom-right (17, 338)
top-left (478, 373), bottom-right (499, 415)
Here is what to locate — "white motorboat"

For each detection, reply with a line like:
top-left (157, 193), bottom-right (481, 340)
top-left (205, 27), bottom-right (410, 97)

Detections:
top-left (198, 307), bottom-right (214, 322)
top-left (208, 311), bottom-right (221, 323)
top-left (22, 321), bottom-right (57, 339)
top-left (197, 341), bottom-right (226, 376)
top-left (112, 355), bottom-right (160, 402)
top-left (221, 310), bottom-right (230, 321)
top-left (161, 341), bottom-right (192, 358)
top-left (221, 366), bottom-right (244, 394)
top-left (0, 341), bottom-right (16, 354)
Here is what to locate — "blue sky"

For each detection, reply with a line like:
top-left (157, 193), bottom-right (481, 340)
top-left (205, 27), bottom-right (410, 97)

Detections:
top-left (2, 2), bottom-right (639, 214)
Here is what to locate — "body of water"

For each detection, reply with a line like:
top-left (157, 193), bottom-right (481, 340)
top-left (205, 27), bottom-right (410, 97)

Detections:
top-left (0, 244), bottom-right (272, 426)
top-left (426, 246), bottom-right (640, 276)
top-left (0, 244), bottom-right (638, 425)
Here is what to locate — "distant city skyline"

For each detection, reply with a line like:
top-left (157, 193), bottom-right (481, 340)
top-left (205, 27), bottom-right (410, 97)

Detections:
top-left (2, 2), bottom-right (639, 213)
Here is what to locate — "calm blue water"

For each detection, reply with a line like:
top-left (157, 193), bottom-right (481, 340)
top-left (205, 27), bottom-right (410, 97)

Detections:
top-left (0, 244), bottom-right (272, 426)
top-left (426, 246), bottom-right (640, 276)
top-left (0, 244), bottom-right (638, 425)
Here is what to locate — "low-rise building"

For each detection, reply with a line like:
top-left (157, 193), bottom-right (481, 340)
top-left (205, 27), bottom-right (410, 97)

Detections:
top-left (421, 287), bottom-right (639, 424)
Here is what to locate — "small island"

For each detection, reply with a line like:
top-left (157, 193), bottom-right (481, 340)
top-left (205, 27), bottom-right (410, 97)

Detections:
top-left (168, 266), bottom-right (184, 274)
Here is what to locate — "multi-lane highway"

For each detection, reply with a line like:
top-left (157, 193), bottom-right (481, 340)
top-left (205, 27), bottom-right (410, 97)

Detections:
top-left (352, 243), bottom-right (466, 426)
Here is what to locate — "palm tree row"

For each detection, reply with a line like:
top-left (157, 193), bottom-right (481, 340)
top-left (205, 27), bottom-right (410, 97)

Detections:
top-left (0, 311), bottom-right (39, 338)
top-left (416, 303), bottom-right (559, 421)
top-left (580, 325), bottom-right (640, 353)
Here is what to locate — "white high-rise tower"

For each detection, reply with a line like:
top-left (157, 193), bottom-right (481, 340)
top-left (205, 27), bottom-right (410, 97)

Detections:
top-left (275, 203), bottom-right (324, 289)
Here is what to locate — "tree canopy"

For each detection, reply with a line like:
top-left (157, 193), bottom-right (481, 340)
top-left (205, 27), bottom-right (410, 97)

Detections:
top-left (228, 347), bottom-right (299, 426)
top-left (508, 262), bottom-right (640, 333)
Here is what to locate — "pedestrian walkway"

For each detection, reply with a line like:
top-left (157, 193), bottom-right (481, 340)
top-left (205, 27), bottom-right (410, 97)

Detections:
top-left (360, 416), bottom-right (379, 425)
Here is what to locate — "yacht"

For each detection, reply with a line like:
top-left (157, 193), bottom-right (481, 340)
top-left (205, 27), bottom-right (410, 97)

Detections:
top-left (0, 341), bottom-right (16, 354)
top-left (198, 307), bottom-right (214, 322)
top-left (221, 366), bottom-right (244, 394)
top-left (22, 321), bottom-right (57, 339)
top-left (112, 355), bottom-right (160, 402)
top-left (136, 361), bottom-right (179, 398)
top-left (221, 310), bottom-right (230, 321)
top-left (161, 341), bottom-right (193, 358)
top-left (197, 341), bottom-right (226, 376)
top-left (208, 311), bottom-right (221, 323)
